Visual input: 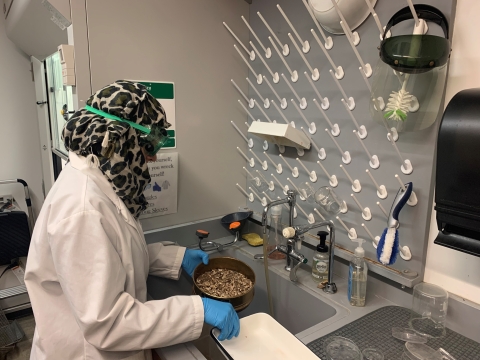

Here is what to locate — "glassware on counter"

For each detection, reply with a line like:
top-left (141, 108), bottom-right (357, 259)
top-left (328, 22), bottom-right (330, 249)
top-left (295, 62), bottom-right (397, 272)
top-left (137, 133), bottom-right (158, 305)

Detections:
top-left (266, 205), bottom-right (286, 260)
top-left (323, 336), bottom-right (362, 360)
top-left (409, 283), bottom-right (448, 338)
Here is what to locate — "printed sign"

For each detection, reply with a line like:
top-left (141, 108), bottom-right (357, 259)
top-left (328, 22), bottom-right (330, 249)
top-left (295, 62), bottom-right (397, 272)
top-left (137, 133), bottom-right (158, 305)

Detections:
top-left (140, 152), bottom-right (178, 218)
top-left (138, 81), bottom-right (176, 149)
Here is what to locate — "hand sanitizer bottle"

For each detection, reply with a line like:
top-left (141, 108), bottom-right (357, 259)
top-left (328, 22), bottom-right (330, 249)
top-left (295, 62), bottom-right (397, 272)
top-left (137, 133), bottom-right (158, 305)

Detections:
top-left (348, 238), bottom-right (368, 307)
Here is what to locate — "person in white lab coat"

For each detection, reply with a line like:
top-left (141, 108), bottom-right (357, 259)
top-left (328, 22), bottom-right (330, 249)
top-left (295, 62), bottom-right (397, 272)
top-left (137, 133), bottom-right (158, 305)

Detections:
top-left (25, 80), bottom-right (239, 360)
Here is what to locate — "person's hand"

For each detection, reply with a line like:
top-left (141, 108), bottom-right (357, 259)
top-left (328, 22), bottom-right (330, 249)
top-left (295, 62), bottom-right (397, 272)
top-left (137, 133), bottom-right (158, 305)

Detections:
top-left (181, 249), bottom-right (208, 277)
top-left (202, 298), bottom-right (240, 341)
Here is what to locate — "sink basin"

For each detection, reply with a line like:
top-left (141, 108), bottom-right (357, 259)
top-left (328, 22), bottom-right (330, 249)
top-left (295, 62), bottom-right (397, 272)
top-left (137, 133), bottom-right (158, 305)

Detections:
top-left (147, 243), bottom-right (337, 336)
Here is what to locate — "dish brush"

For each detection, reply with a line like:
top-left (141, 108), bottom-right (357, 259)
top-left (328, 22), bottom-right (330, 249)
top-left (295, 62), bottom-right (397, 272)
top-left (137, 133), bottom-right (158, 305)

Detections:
top-left (377, 182), bottom-right (413, 265)
top-left (384, 77), bottom-right (414, 122)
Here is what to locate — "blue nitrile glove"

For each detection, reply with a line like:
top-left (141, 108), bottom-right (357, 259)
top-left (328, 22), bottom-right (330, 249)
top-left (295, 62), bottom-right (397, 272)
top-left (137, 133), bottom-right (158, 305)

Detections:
top-left (181, 249), bottom-right (209, 277)
top-left (202, 298), bottom-right (240, 341)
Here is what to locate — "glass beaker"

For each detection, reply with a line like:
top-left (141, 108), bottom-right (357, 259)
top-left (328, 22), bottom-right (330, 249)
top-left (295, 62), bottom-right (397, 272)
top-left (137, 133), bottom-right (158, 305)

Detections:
top-left (409, 283), bottom-right (448, 338)
top-left (314, 186), bottom-right (343, 215)
top-left (248, 174), bottom-right (268, 193)
top-left (267, 205), bottom-right (286, 260)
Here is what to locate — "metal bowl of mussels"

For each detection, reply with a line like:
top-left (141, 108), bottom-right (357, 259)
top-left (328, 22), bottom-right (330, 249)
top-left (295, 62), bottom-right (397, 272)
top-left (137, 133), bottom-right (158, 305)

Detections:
top-left (193, 257), bottom-right (255, 312)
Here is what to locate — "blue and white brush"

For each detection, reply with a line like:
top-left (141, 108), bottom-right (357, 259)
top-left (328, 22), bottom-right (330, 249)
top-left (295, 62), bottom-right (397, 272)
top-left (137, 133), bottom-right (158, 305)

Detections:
top-left (377, 182), bottom-right (413, 265)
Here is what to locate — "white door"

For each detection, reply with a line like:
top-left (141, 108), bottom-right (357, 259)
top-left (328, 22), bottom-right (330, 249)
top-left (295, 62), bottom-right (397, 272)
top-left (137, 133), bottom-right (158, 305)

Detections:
top-left (32, 56), bottom-right (55, 196)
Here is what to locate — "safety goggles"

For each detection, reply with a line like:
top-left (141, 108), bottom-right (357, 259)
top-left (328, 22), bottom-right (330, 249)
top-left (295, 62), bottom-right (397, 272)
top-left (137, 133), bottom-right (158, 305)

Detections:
top-left (85, 105), bottom-right (169, 156)
top-left (380, 5), bottom-right (450, 74)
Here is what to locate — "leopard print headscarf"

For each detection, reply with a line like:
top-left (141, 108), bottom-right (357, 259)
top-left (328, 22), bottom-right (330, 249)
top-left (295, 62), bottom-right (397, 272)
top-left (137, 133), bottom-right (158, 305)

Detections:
top-left (62, 80), bottom-right (171, 218)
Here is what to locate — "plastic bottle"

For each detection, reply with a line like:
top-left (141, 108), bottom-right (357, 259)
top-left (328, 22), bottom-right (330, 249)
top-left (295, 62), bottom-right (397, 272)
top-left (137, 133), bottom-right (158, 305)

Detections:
top-left (348, 238), bottom-right (368, 307)
top-left (312, 231), bottom-right (329, 282)
top-left (267, 205), bottom-right (286, 260)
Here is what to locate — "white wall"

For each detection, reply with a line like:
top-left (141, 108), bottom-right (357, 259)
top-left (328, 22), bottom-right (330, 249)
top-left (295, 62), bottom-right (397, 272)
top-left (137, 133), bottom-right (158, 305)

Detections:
top-left (424, 0), bottom-right (480, 304)
top-left (80, 0), bottom-right (250, 231)
top-left (0, 14), bottom-right (43, 217)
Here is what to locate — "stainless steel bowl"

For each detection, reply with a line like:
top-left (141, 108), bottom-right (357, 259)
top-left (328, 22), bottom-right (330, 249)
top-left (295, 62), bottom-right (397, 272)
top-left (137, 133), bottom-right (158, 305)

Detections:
top-left (193, 257), bottom-right (255, 312)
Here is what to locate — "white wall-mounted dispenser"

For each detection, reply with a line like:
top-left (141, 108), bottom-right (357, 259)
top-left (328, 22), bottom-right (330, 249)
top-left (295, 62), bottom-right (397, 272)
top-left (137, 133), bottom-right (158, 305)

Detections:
top-left (58, 44), bottom-right (75, 86)
top-left (248, 122), bottom-right (311, 150)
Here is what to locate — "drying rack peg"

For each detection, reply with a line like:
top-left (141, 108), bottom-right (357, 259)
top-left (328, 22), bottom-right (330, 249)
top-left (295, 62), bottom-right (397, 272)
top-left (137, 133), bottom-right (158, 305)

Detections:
top-left (288, 33), bottom-right (319, 81)
top-left (282, 74), bottom-right (307, 109)
top-left (310, 29), bottom-right (343, 79)
top-left (256, 170), bottom-right (275, 191)
top-left (236, 183), bottom-right (254, 202)
top-left (263, 191), bottom-right (273, 203)
top-left (305, 73), bottom-right (329, 110)
top-left (272, 174), bottom-right (289, 196)
top-left (336, 216), bottom-right (357, 240)
top-left (287, 178), bottom-right (306, 201)
top-left (301, 127), bottom-right (326, 160)
top-left (325, 129), bottom-right (351, 164)
top-left (232, 79), bottom-right (254, 108)
top-left (253, 100), bottom-right (273, 123)
top-left (241, 16), bottom-right (271, 59)
top-left (296, 203), bottom-right (315, 224)
top-left (243, 167), bottom-right (261, 188)
top-left (366, 169), bottom-right (388, 199)
top-left (302, 0), bottom-right (333, 49)
top-left (296, 158), bottom-right (318, 182)
top-left (330, 0), bottom-right (360, 45)
top-left (340, 165), bottom-right (361, 193)
top-left (377, 201), bottom-right (388, 218)
top-left (340, 21), bottom-right (371, 77)
top-left (354, 130), bottom-right (379, 169)
top-left (257, 11), bottom-right (290, 56)
top-left (249, 186), bottom-right (268, 206)
top-left (351, 193), bottom-right (372, 221)
top-left (342, 100), bottom-right (367, 138)
top-left (264, 152), bottom-right (282, 174)
top-left (234, 45), bottom-right (262, 85)
top-left (249, 149), bottom-right (268, 170)
top-left (250, 41), bottom-right (279, 84)
top-left (314, 208), bottom-right (326, 221)
top-left (395, 174), bottom-right (418, 206)
top-left (291, 99), bottom-right (316, 134)
top-left (317, 160), bottom-right (338, 187)
top-left (313, 99), bottom-right (339, 136)
top-left (272, 100), bottom-right (295, 128)
top-left (330, 70), bottom-right (355, 110)
top-left (388, 133), bottom-right (413, 175)
top-left (223, 22), bottom-right (255, 60)
top-left (268, 37), bottom-right (298, 83)
top-left (340, 201), bottom-right (348, 214)
top-left (279, 154), bottom-right (299, 178)
top-left (277, 4), bottom-right (310, 53)
top-left (238, 100), bottom-right (259, 122)
top-left (237, 147), bottom-right (254, 167)
top-left (406, 0), bottom-right (428, 34)
top-left (247, 78), bottom-right (270, 109)
top-left (264, 76), bottom-right (288, 109)
top-left (362, 223), bottom-right (381, 248)
top-left (231, 121), bottom-right (253, 148)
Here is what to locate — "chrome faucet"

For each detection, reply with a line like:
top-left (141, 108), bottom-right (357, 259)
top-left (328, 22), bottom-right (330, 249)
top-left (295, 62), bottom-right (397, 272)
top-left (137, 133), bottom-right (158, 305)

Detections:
top-left (283, 221), bottom-right (337, 294)
top-left (256, 190), bottom-right (308, 282)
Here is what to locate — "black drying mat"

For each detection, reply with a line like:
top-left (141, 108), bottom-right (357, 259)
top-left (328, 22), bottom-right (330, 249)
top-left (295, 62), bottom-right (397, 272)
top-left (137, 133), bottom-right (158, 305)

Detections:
top-left (306, 306), bottom-right (479, 359)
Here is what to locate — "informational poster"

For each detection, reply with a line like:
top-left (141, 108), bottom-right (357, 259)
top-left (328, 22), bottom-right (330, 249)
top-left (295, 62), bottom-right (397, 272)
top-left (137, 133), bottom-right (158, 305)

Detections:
top-left (140, 152), bottom-right (178, 218)
top-left (138, 81), bottom-right (176, 149)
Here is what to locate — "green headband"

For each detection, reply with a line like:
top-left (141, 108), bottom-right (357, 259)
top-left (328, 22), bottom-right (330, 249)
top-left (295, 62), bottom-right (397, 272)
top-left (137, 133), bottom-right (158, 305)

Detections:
top-left (85, 105), bottom-right (151, 134)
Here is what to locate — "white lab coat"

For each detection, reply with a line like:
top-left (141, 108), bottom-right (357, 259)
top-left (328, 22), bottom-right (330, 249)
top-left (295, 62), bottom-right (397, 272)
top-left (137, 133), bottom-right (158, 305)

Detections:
top-left (24, 152), bottom-right (204, 360)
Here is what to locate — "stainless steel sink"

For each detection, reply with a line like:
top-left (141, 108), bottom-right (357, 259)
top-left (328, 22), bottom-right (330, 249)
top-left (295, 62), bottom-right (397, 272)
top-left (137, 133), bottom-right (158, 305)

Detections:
top-left (147, 242), bottom-right (337, 336)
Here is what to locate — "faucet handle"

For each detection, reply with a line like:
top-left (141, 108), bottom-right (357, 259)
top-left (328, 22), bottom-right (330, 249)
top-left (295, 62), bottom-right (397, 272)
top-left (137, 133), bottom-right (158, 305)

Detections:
top-left (283, 227), bottom-right (296, 238)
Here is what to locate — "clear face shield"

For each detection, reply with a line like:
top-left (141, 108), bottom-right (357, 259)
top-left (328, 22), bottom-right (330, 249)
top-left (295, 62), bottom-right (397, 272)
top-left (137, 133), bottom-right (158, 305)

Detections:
top-left (370, 5), bottom-right (451, 132)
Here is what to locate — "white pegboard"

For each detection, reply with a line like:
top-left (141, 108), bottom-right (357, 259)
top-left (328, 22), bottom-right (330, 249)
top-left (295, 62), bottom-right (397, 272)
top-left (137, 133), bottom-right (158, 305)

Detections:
top-left (228, 0), bottom-right (457, 286)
